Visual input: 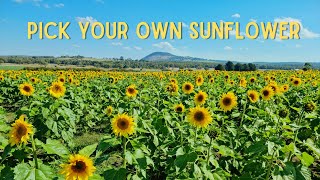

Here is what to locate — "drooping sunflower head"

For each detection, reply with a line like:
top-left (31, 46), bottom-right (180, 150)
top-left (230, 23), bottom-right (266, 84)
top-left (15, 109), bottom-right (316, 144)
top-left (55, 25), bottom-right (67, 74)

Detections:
top-left (247, 90), bottom-right (259, 103)
top-left (166, 82), bottom-right (179, 94)
top-left (239, 78), bottom-right (247, 88)
top-left (60, 154), bottom-right (96, 180)
top-left (194, 90), bottom-right (208, 105)
top-left (182, 82), bottom-right (194, 94)
top-left (261, 86), bottom-right (274, 100)
top-left (49, 82), bottom-right (66, 98)
top-left (219, 92), bottom-right (238, 112)
top-left (174, 103), bottom-right (185, 113)
top-left (105, 106), bottom-right (113, 116)
top-left (111, 114), bottom-right (135, 137)
top-left (126, 84), bottom-right (138, 98)
top-left (19, 83), bottom-right (34, 96)
top-left (187, 106), bottom-right (212, 128)
top-left (292, 78), bottom-right (302, 87)
top-left (9, 115), bottom-right (33, 146)
top-left (195, 75), bottom-right (204, 86)
top-left (304, 101), bottom-right (316, 113)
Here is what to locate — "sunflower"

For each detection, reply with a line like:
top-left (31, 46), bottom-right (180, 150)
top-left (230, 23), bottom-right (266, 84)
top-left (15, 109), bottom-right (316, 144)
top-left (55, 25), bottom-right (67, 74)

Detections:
top-left (174, 104), bottom-right (185, 113)
top-left (58, 76), bottom-right (66, 83)
top-left (194, 90), bottom-right (208, 105)
top-left (261, 86), bottom-right (274, 100)
top-left (60, 154), bottom-right (96, 180)
top-left (112, 114), bottom-right (135, 137)
top-left (239, 78), bottom-right (247, 88)
top-left (268, 83), bottom-right (280, 95)
top-left (209, 78), bottom-right (214, 84)
top-left (219, 92), bottom-right (237, 112)
top-left (281, 84), bottom-right (289, 92)
top-left (19, 83), bottom-right (34, 96)
top-left (49, 82), bottom-right (66, 98)
top-left (182, 82), bottom-right (194, 94)
top-left (8, 115), bottom-right (33, 146)
top-left (170, 78), bottom-right (178, 84)
top-left (249, 77), bottom-right (256, 83)
top-left (126, 84), bottom-right (138, 97)
top-left (195, 75), bottom-right (204, 86)
top-left (292, 78), bottom-right (302, 87)
top-left (187, 106), bottom-right (212, 128)
top-left (0, 75), bottom-right (4, 81)
top-left (105, 106), bottom-right (113, 116)
top-left (247, 90), bottom-right (259, 103)
top-left (229, 80), bottom-right (235, 85)
top-left (166, 82), bottom-right (179, 94)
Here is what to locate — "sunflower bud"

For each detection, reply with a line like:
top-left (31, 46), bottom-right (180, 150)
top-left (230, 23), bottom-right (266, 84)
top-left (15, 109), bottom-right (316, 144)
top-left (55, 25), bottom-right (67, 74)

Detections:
top-left (279, 109), bottom-right (289, 118)
top-left (304, 102), bottom-right (316, 112)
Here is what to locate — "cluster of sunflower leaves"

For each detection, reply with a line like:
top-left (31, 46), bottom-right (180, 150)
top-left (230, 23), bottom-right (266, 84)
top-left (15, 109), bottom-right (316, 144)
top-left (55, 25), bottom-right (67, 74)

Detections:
top-left (0, 69), bottom-right (319, 180)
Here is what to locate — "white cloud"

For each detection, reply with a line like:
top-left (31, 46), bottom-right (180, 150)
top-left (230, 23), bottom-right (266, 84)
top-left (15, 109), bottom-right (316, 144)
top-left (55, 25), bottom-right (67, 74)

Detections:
top-left (250, 18), bottom-right (257, 22)
top-left (134, 46), bottom-right (142, 50)
top-left (224, 46), bottom-right (232, 50)
top-left (54, 3), bottom-right (64, 8)
top-left (231, 13), bottom-right (240, 18)
top-left (76, 16), bottom-right (97, 24)
top-left (111, 42), bottom-right (123, 46)
top-left (72, 44), bottom-right (80, 48)
top-left (123, 46), bottom-right (132, 50)
top-left (96, 0), bottom-right (105, 4)
top-left (152, 42), bottom-right (176, 51)
top-left (274, 17), bottom-right (320, 39)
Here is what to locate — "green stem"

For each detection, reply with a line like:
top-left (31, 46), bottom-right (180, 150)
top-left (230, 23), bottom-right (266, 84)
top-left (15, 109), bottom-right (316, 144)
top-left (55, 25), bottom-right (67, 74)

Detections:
top-left (288, 110), bottom-right (304, 161)
top-left (123, 137), bottom-right (127, 168)
top-left (207, 137), bottom-right (213, 166)
top-left (31, 136), bottom-right (39, 169)
top-left (265, 149), bottom-right (276, 180)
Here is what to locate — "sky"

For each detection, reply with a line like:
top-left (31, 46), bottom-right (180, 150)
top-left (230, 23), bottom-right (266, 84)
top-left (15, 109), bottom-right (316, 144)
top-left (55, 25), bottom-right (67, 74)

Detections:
top-left (0, 0), bottom-right (320, 62)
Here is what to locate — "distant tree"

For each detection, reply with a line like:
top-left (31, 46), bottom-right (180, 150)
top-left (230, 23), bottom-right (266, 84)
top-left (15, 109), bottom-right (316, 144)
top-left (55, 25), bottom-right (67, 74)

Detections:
top-left (225, 61), bottom-right (234, 71)
top-left (242, 64), bottom-right (249, 71)
top-left (120, 56), bottom-right (124, 61)
top-left (248, 63), bottom-right (257, 71)
top-left (303, 63), bottom-right (312, 71)
top-left (235, 63), bottom-right (242, 71)
top-left (215, 64), bottom-right (225, 70)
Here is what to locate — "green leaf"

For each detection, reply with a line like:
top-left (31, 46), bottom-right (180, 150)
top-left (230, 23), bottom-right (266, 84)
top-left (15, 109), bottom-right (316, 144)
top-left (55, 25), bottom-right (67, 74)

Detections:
top-left (79, 143), bottom-right (98, 157)
top-left (41, 139), bottom-right (69, 157)
top-left (103, 168), bottom-right (127, 180)
top-left (295, 165), bottom-right (311, 180)
top-left (245, 141), bottom-right (266, 154)
top-left (175, 152), bottom-right (197, 172)
top-left (300, 152), bottom-right (314, 167)
top-left (304, 138), bottom-right (320, 157)
top-left (14, 162), bottom-right (55, 180)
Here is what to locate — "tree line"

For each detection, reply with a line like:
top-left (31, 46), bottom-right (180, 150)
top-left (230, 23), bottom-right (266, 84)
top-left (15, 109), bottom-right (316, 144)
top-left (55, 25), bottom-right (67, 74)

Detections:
top-left (215, 61), bottom-right (257, 71)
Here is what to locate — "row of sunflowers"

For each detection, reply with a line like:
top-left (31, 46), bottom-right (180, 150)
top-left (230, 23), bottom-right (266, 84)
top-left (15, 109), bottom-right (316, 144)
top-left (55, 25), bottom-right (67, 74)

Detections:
top-left (0, 69), bottom-right (319, 179)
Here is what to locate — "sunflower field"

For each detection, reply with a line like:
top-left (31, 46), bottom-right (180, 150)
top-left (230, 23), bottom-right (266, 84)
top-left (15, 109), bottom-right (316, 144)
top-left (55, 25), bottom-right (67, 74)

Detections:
top-left (0, 69), bottom-right (319, 180)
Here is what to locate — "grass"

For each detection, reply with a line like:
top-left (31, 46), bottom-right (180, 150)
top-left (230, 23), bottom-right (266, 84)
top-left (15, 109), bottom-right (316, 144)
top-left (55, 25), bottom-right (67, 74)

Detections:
top-left (0, 65), bottom-right (25, 70)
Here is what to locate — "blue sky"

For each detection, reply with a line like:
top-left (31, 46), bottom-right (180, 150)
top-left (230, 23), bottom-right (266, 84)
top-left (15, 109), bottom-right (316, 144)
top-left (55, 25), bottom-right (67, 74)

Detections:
top-left (0, 0), bottom-right (320, 62)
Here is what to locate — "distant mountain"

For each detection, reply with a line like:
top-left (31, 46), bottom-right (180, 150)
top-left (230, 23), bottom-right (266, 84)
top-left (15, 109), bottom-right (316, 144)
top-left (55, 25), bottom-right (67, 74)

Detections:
top-left (142, 52), bottom-right (226, 63)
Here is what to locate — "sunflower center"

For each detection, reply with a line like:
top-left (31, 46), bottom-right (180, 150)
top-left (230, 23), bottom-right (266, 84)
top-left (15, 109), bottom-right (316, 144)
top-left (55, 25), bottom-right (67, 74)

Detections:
top-left (222, 97), bottom-right (232, 106)
top-left (194, 111), bottom-right (205, 122)
top-left (71, 161), bottom-right (86, 173)
top-left (128, 88), bottom-right (135, 94)
top-left (263, 90), bottom-right (269, 96)
top-left (23, 86), bottom-right (31, 92)
top-left (54, 85), bottom-right (62, 92)
top-left (176, 107), bottom-right (182, 112)
top-left (249, 94), bottom-right (255, 100)
top-left (17, 125), bottom-right (27, 138)
top-left (185, 85), bottom-right (191, 90)
top-left (294, 80), bottom-right (299, 85)
top-left (197, 95), bottom-right (204, 102)
top-left (117, 119), bottom-right (129, 130)
top-left (250, 79), bottom-right (254, 83)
